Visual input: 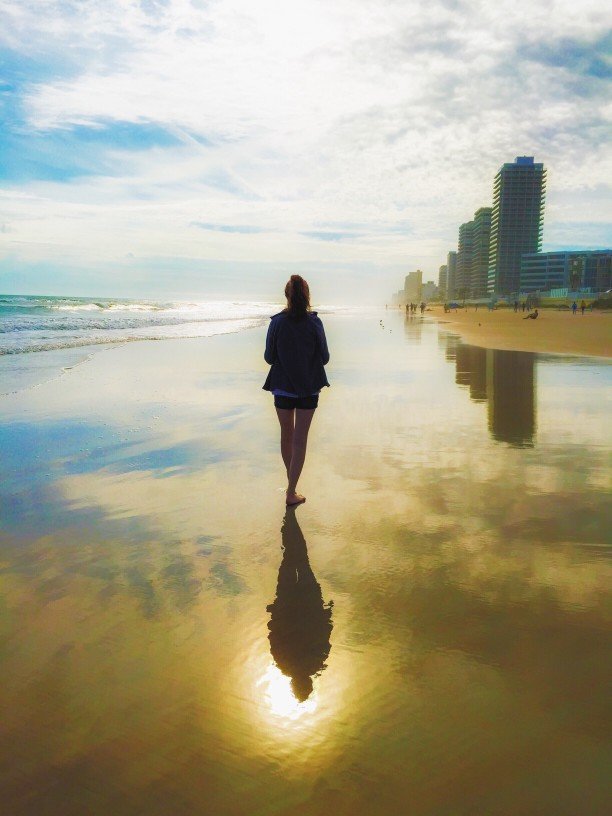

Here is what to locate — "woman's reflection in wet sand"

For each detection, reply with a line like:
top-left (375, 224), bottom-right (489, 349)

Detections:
top-left (266, 509), bottom-right (333, 702)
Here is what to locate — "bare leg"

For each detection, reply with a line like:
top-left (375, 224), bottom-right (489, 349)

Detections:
top-left (275, 408), bottom-right (295, 478)
top-left (287, 409), bottom-right (316, 503)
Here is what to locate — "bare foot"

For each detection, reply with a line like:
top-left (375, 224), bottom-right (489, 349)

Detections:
top-left (286, 492), bottom-right (306, 506)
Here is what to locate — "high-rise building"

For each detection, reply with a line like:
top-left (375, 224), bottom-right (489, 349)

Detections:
top-left (446, 251), bottom-right (457, 300)
top-left (471, 207), bottom-right (492, 298)
top-left (520, 249), bottom-right (612, 293)
top-left (404, 270), bottom-right (423, 302)
top-left (456, 221), bottom-right (474, 299)
top-left (455, 209), bottom-right (492, 300)
top-left (438, 264), bottom-right (448, 299)
top-left (487, 156), bottom-right (546, 296)
top-left (422, 281), bottom-right (438, 300)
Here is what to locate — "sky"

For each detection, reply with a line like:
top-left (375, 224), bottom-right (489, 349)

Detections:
top-left (0, 0), bottom-right (611, 304)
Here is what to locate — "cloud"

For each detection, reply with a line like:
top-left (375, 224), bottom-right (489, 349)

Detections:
top-left (0, 0), bottom-right (610, 301)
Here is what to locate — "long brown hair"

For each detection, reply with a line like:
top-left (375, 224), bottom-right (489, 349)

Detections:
top-left (284, 275), bottom-right (310, 319)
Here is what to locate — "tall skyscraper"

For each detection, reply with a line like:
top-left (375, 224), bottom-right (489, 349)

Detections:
top-left (456, 221), bottom-right (474, 299)
top-left (438, 264), bottom-right (448, 299)
top-left (471, 207), bottom-right (492, 298)
top-left (422, 281), bottom-right (438, 300)
top-left (404, 270), bottom-right (423, 302)
top-left (487, 156), bottom-right (546, 296)
top-left (446, 251), bottom-right (457, 300)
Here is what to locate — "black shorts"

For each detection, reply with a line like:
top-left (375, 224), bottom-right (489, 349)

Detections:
top-left (274, 394), bottom-right (319, 410)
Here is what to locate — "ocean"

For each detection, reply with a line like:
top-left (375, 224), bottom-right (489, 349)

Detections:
top-left (0, 294), bottom-right (285, 395)
top-left (0, 294), bottom-right (345, 395)
top-left (0, 295), bottom-right (284, 356)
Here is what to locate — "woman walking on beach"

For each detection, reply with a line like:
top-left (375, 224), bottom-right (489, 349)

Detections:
top-left (263, 275), bottom-right (330, 506)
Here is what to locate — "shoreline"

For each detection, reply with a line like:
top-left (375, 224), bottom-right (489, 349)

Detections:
top-left (0, 320), bottom-right (270, 397)
top-left (426, 305), bottom-right (612, 358)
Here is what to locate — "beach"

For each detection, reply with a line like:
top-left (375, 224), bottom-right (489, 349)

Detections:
top-left (1, 312), bottom-right (611, 816)
top-left (431, 304), bottom-right (612, 357)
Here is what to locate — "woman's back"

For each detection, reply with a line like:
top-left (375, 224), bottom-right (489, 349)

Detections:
top-left (263, 275), bottom-right (330, 506)
top-left (264, 310), bottom-right (329, 397)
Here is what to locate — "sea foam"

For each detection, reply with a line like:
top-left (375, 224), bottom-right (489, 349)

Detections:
top-left (0, 296), bottom-right (283, 355)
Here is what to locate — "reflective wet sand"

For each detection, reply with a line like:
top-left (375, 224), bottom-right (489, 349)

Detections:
top-left (1, 313), bottom-right (610, 815)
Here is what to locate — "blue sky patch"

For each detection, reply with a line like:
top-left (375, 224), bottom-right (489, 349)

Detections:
top-left (190, 222), bottom-right (268, 234)
top-left (517, 34), bottom-right (612, 80)
top-left (300, 231), bottom-right (363, 242)
top-left (0, 120), bottom-right (183, 182)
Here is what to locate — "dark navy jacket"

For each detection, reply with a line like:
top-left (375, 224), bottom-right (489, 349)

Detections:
top-left (263, 311), bottom-right (330, 397)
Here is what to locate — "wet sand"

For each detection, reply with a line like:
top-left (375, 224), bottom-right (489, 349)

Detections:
top-left (431, 304), bottom-right (612, 357)
top-left (1, 313), bottom-right (611, 815)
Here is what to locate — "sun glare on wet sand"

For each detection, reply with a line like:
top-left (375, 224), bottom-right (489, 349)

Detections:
top-left (258, 663), bottom-right (318, 722)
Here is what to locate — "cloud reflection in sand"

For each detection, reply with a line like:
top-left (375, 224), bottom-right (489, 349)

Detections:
top-left (1, 317), bottom-right (611, 814)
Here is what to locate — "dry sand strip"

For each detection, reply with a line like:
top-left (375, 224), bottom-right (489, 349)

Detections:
top-left (429, 305), bottom-right (612, 358)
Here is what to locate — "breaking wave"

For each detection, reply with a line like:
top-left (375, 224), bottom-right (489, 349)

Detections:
top-left (0, 296), bottom-right (283, 354)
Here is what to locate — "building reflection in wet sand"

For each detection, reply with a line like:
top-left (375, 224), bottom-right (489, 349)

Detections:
top-left (451, 339), bottom-right (536, 447)
top-left (404, 314), bottom-right (423, 344)
top-left (443, 332), bottom-right (460, 362)
top-left (455, 345), bottom-right (487, 402)
top-left (266, 509), bottom-right (334, 702)
top-left (487, 349), bottom-right (536, 446)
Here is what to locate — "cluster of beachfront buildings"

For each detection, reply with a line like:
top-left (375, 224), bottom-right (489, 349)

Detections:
top-left (392, 156), bottom-right (611, 304)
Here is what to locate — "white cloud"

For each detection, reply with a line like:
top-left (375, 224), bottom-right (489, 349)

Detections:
top-left (1, 0), bottom-right (611, 300)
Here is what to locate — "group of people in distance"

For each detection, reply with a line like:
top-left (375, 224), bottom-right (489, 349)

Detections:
top-left (405, 302), bottom-right (426, 315)
top-left (572, 300), bottom-right (588, 315)
top-left (513, 300), bottom-right (534, 313)
top-left (514, 299), bottom-right (588, 315)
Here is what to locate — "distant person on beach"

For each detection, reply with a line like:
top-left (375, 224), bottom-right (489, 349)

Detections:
top-left (263, 275), bottom-right (330, 507)
top-left (523, 309), bottom-right (539, 320)
top-left (572, 301), bottom-right (578, 315)
top-left (580, 300), bottom-right (586, 315)
top-left (514, 300), bottom-right (519, 313)
top-left (522, 302), bottom-right (526, 312)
